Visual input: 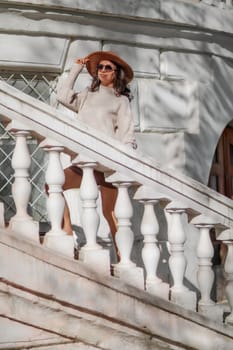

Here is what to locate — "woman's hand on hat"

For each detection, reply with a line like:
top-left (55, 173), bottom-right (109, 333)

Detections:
top-left (76, 57), bottom-right (89, 66)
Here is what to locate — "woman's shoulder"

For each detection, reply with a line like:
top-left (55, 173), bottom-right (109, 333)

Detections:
top-left (118, 93), bottom-right (130, 105)
top-left (77, 87), bottom-right (90, 98)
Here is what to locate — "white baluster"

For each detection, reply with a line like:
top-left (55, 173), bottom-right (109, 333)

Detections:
top-left (224, 241), bottom-right (233, 325)
top-left (202, 0), bottom-right (214, 4)
top-left (134, 185), bottom-right (170, 297)
top-left (78, 160), bottom-right (101, 251)
top-left (72, 155), bottom-right (110, 274)
top-left (7, 122), bottom-right (39, 241)
top-left (166, 202), bottom-right (187, 292)
top-left (191, 215), bottom-right (216, 308)
top-left (141, 201), bottom-right (160, 282)
top-left (191, 215), bottom-right (228, 321)
top-left (218, 229), bottom-right (233, 325)
top-left (107, 172), bottom-right (144, 289)
top-left (196, 225), bottom-right (215, 305)
top-left (40, 139), bottom-right (73, 257)
top-left (0, 202), bottom-right (4, 228)
top-left (114, 182), bottom-right (135, 267)
top-left (166, 201), bottom-right (196, 310)
top-left (11, 130), bottom-right (31, 220)
top-left (225, 0), bottom-right (232, 7)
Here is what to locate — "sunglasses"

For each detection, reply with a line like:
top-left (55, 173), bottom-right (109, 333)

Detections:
top-left (97, 64), bottom-right (116, 72)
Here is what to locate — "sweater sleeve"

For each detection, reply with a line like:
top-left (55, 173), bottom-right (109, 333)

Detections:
top-left (116, 96), bottom-right (137, 149)
top-left (56, 63), bottom-right (85, 112)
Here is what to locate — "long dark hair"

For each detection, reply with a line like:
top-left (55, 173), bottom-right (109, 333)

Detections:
top-left (90, 62), bottom-right (133, 101)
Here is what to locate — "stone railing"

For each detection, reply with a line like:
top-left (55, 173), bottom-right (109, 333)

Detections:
top-left (0, 80), bottom-right (233, 327)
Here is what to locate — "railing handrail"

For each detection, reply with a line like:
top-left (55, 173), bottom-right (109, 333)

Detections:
top-left (1, 80), bottom-right (233, 230)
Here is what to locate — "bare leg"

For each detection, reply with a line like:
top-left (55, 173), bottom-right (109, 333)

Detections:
top-left (99, 185), bottom-right (119, 258)
top-left (63, 202), bottom-right (73, 236)
top-left (62, 167), bottom-right (82, 235)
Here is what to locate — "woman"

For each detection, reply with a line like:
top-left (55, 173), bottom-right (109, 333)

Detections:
top-left (56, 51), bottom-right (136, 251)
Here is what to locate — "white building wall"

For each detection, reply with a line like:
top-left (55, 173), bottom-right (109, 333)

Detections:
top-left (1, 0), bottom-right (233, 183)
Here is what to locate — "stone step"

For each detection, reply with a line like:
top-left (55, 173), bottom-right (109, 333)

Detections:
top-left (0, 229), bottom-right (233, 350)
top-left (0, 279), bottom-right (185, 350)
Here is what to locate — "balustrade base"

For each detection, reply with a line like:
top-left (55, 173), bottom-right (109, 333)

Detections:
top-left (9, 218), bottom-right (39, 242)
top-left (170, 289), bottom-right (197, 311)
top-left (79, 248), bottom-right (110, 275)
top-left (225, 312), bottom-right (233, 326)
top-left (147, 281), bottom-right (170, 300)
top-left (198, 303), bottom-right (228, 323)
top-left (113, 264), bottom-right (144, 290)
top-left (43, 234), bottom-right (74, 258)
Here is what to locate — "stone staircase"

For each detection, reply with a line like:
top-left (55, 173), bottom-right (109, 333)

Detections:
top-left (1, 81), bottom-right (233, 349)
top-left (0, 226), bottom-right (232, 350)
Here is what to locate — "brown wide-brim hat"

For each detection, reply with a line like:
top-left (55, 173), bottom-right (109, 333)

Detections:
top-left (85, 51), bottom-right (134, 83)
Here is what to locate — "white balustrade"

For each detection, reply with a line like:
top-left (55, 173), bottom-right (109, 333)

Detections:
top-left (134, 185), bottom-right (169, 298)
top-left (2, 82), bottom-right (233, 328)
top-left (166, 201), bottom-right (196, 310)
top-left (3, 126), bottom-right (226, 315)
top-left (72, 155), bottom-right (110, 274)
top-left (40, 139), bottom-right (74, 257)
top-left (7, 122), bottom-right (39, 241)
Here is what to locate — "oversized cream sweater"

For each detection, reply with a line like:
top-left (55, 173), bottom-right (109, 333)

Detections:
top-left (57, 64), bottom-right (137, 148)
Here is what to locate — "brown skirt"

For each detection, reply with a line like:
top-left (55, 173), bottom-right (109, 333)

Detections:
top-left (62, 165), bottom-right (115, 191)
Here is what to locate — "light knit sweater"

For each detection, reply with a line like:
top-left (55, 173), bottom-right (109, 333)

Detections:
top-left (57, 64), bottom-right (137, 148)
